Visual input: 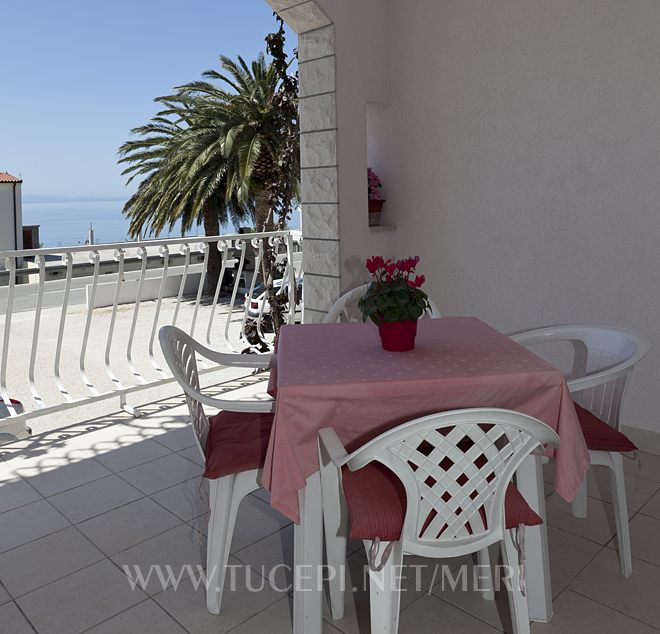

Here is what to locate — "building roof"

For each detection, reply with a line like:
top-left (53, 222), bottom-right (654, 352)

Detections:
top-left (0, 172), bottom-right (22, 183)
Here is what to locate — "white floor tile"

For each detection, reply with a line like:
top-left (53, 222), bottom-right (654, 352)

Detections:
top-left (546, 526), bottom-right (602, 586)
top-left (607, 512), bottom-right (660, 568)
top-left (111, 524), bottom-right (206, 595)
top-left (0, 583), bottom-right (10, 606)
top-left (623, 451), bottom-right (660, 484)
top-left (48, 474), bottom-right (143, 523)
top-left (640, 488), bottom-right (660, 520)
top-left (86, 598), bottom-right (187, 634)
top-left (399, 592), bottom-right (500, 633)
top-left (119, 453), bottom-right (202, 495)
top-left (0, 601), bottom-right (35, 634)
top-left (94, 439), bottom-right (173, 473)
top-left (22, 457), bottom-right (113, 497)
top-left (531, 588), bottom-right (658, 633)
top-left (0, 475), bottom-right (41, 514)
top-left (151, 477), bottom-right (208, 522)
top-left (233, 525), bottom-right (294, 590)
top-left (17, 559), bottom-right (146, 634)
top-left (0, 526), bottom-right (104, 597)
top-left (177, 446), bottom-right (204, 466)
top-left (230, 596), bottom-right (342, 634)
top-left (153, 426), bottom-right (196, 452)
top-left (78, 497), bottom-right (181, 555)
top-left (0, 499), bottom-right (69, 553)
top-left (570, 550), bottom-right (660, 629)
top-left (545, 492), bottom-right (621, 545)
top-left (153, 557), bottom-right (284, 634)
top-left (324, 553), bottom-right (425, 634)
top-left (586, 466), bottom-right (660, 512)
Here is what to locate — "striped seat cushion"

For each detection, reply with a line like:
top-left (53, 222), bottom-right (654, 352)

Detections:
top-left (574, 403), bottom-right (637, 453)
top-left (342, 461), bottom-right (542, 542)
top-left (203, 411), bottom-right (275, 479)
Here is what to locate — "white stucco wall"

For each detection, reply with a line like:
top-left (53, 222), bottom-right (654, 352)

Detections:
top-left (316, 0), bottom-right (660, 432)
top-left (0, 183), bottom-right (22, 253)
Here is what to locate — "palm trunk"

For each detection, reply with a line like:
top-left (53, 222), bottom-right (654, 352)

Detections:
top-left (254, 191), bottom-right (273, 232)
top-left (202, 203), bottom-right (222, 295)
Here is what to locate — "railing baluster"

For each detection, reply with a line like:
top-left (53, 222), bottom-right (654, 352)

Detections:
top-left (148, 244), bottom-right (170, 377)
top-left (54, 253), bottom-right (74, 402)
top-left (126, 246), bottom-right (148, 385)
top-left (104, 249), bottom-right (126, 391)
top-left (172, 244), bottom-right (191, 328)
top-left (79, 250), bottom-right (101, 396)
top-left (224, 240), bottom-right (247, 352)
top-left (0, 257), bottom-right (18, 417)
top-left (205, 241), bottom-right (230, 346)
top-left (242, 238), bottom-right (263, 340)
top-left (190, 242), bottom-right (209, 338)
top-left (27, 255), bottom-right (47, 408)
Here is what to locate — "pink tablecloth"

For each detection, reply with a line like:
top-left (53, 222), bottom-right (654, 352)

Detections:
top-left (262, 317), bottom-right (589, 522)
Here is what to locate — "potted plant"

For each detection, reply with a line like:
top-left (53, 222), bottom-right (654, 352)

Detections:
top-left (368, 168), bottom-right (385, 226)
top-left (358, 255), bottom-right (430, 351)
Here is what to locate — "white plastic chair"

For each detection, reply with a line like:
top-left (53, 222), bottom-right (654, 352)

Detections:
top-left (159, 325), bottom-right (275, 613)
top-left (323, 283), bottom-right (441, 324)
top-left (319, 408), bottom-right (559, 634)
top-left (510, 325), bottom-right (650, 576)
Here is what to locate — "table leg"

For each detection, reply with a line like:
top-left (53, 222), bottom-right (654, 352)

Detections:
top-left (516, 454), bottom-right (553, 622)
top-left (293, 471), bottom-right (323, 634)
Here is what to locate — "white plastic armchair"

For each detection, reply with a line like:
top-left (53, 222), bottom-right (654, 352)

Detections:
top-left (509, 325), bottom-right (649, 576)
top-left (159, 325), bottom-right (275, 614)
top-left (319, 408), bottom-right (559, 634)
top-left (324, 283), bottom-right (442, 323)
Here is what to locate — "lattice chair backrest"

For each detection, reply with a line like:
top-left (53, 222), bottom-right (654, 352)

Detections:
top-left (346, 409), bottom-right (559, 558)
top-left (324, 283), bottom-right (442, 324)
top-left (510, 326), bottom-right (649, 428)
top-left (159, 326), bottom-right (210, 456)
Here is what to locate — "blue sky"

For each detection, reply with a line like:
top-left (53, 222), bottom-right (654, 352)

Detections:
top-left (0, 0), bottom-right (293, 200)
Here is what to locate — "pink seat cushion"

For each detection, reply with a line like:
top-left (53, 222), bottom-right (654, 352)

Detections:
top-left (203, 411), bottom-right (275, 479)
top-left (574, 402), bottom-right (637, 453)
top-left (341, 462), bottom-right (542, 541)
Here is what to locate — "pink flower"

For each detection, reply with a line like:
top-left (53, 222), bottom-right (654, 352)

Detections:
top-left (414, 274), bottom-right (425, 288)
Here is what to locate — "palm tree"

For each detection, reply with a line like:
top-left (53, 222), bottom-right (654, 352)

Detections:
top-left (118, 96), bottom-right (248, 291)
top-left (118, 18), bottom-right (299, 297)
top-left (176, 48), bottom-right (299, 230)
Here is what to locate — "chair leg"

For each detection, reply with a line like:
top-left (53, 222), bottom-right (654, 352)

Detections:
top-left (608, 452), bottom-right (633, 577)
top-left (501, 531), bottom-right (530, 634)
top-left (569, 473), bottom-right (588, 519)
top-left (477, 547), bottom-right (495, 600)
top-left (206, 471), bottom-right (260, 614)
top-left (319, 442), bottom-right (349, 620)
top-left (322, 494), bottom-right (348, 620)
top-left (365, 540), bottom-right (404, 634)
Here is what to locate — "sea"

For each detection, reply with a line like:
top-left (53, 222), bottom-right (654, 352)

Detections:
top-left (22, 199), bottom-right (301, 248)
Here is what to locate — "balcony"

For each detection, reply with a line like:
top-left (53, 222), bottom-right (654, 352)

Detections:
top-left (0, 389), bottom-right (659, 633)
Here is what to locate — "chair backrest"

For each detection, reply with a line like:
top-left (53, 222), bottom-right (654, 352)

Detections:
top-left (345, 408), bottom-right (558, 558)
top-left (510, 326), bottom-right (649, 428)
top-left (159, 326), bottom-right (210, 457)
top-left (324, 283), bottom-right (442, 324)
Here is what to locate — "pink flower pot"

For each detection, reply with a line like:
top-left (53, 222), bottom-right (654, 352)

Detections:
top-left (378, 319), bottom-right (418, 352)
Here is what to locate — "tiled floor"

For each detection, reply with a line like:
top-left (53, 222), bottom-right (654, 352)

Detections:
top-left (1, 396), bottom-right (660, 633)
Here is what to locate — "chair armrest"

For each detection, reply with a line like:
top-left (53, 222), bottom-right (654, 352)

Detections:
top-left (318, 427), bottom-right (349, 468)
top-left (180, 382), bottom-right (275, 414)
top-left (196, 345), bottom-right (273, 370)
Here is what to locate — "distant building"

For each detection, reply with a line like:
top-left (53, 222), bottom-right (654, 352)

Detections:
top-left (0, 172), bottom-right (23, 254)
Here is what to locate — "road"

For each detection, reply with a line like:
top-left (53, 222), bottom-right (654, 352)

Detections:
top-left (0, 265), bottom-right (204, 314)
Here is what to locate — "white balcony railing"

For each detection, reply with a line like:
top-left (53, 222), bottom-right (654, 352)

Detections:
top-left (0, 230), bottom-right (302, 439)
